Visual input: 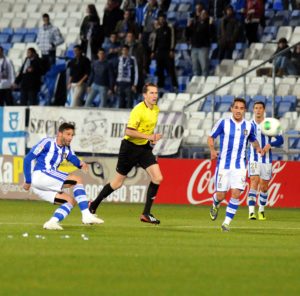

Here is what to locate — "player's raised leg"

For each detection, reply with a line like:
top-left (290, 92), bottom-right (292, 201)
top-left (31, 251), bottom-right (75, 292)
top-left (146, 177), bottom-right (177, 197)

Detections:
top-left (89, 172), bottom-right (126, 214)
top-left (222, 190), bottom-right (240, 232)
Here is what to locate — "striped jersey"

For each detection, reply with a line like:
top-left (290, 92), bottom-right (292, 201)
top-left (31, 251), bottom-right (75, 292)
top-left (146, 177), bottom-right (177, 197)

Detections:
top-left (210, 116), bottom-right (256, 170)
top-left (248, 119), bottom-right (284, 164)
top-left (23, 137), bottom-right (81, 183)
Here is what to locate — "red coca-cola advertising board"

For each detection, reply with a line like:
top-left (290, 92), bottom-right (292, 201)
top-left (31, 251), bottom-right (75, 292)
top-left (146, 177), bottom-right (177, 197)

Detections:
top-left (156, 159), bottom-right (299, 208)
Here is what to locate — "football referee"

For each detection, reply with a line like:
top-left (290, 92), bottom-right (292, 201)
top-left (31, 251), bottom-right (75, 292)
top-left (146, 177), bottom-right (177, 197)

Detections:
top-left (89, 83), bottom-right (163, 224)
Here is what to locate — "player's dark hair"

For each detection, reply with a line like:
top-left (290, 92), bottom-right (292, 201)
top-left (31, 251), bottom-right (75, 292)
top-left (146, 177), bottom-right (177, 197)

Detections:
top-left (232, 97), bottom-right (246, 108)
top-left (58, 122), bottom-right (75, 133)
top-left (253, 101), bottom-right (265, 109)
top-left (142, 83), bottom-right (158, 94)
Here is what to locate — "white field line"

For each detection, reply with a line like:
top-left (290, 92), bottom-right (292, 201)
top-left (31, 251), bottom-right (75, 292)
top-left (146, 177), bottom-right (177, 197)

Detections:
top-left (1, 222), bottom-right (300, 231)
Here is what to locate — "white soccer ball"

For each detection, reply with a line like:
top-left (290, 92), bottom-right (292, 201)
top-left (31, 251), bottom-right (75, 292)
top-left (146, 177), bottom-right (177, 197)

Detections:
top-left (260, 117), bottom-right (282, 137)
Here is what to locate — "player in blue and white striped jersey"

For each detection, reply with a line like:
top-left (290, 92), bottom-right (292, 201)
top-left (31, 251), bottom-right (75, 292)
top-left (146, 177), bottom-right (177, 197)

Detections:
top-left (247, 101), bottom-right (284, 220)
top-left (23, 122), bottom-right (103, 230)
top-left (208, 98), bottom-right (263, 232)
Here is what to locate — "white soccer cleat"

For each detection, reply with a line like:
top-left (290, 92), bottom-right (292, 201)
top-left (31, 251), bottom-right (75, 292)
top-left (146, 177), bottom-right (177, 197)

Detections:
top-left (43, 220), bottom-right (63, 230)
top-left (82, 213), bottom-right (104, 224)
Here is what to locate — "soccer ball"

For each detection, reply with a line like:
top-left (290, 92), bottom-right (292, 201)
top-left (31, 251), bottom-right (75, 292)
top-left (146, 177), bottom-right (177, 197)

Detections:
top-left (260, 118), bottom-right (282, 137)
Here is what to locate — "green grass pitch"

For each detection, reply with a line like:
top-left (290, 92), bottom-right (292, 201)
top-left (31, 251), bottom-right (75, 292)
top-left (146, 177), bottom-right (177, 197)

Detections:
top-left (0, 200), bottom-right (299, 296)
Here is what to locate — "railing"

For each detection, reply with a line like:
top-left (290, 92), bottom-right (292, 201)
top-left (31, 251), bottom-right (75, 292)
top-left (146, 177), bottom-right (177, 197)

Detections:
top-left (183, 41), bottom-right (300, 121)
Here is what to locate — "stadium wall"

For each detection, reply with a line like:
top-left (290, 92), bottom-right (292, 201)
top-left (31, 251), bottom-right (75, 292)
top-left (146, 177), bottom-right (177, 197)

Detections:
top-left (0, 156), bottom-right (299, 208)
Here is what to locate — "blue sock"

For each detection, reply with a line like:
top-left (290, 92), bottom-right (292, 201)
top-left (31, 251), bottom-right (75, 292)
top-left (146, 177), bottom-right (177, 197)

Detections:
top-left (213, 193), bottom-right (221, 207)
top-left (259, 192), bottom-right (268, 212)
top-left (73, 184), bottom-right (89, 211)
top-left (224, 198), bottom-right (239, 225)
top-left (53, 202), bottom-right (73, 222)
top-left (247, 189), bottom-right (257, 214)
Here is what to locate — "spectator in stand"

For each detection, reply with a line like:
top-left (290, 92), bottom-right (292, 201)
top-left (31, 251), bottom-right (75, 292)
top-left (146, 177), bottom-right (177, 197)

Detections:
top-left (36, 13), bottom-right (64, 73)
top-left (102, 32), bottom-right (122, 62)
top-left (85, 48), bottom-right (114, 108)
top-left (245, 0), bottom-right (264, 44)
top-left (231, 0), bottom-right (246, 22)
top-left (115, 9), bottom-right (139, 43)
top-left (0, 46), bottom-right (15, 106)
top-left (151, 14), bottom-right (178, 91)
top-left (160, 0), bottom-right (171, 12)
top-left (102, 0), bottom-right (124, 40)
top-left (125, 31), bottom-right (146, 93)
top-left (290, 44), bottom-right (300, 75)
top-left (186, 9), bottom-right (214, 77)
top-left (218, 5), bottom-right (241, 60)
top-left (67, 45), bottom-right (91, 107)
top-left (80, 4), bottom-right (104, 61)
top-left (273, 38), bottom-right (297, 77)
top-left (208, 0), bottom-right (230, 38)
top-left (114, 45), bottom-right (138, 108)
top-left (14, 48), bottom-right (42, 106)
top-left (142, 0), bottom-right (160, 71)
top-left (122, 0), bottom-right (137, 10)
top-left (136, 0), bottom-right (147, 31)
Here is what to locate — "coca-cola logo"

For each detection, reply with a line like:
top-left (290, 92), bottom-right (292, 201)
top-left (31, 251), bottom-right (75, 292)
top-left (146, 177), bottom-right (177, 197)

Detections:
top-left (187, 160), bottom-right (286, 206)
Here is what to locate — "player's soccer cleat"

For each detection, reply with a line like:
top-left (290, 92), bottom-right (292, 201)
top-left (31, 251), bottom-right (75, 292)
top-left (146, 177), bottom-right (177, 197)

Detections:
top-left (88, 201), bottom-right (96, 214)
top-left (210, 204), bottom-right (220, 221)
top-left (140, 213), bottom-right (160, 224)
top-left (249, 213), bottom-right (257, 220)
top-left (258, 211), bottom-right (266, 220)
top-left (43, 220), bottom-right (63, 230)
top-left (221, 223), bottom-right (230, 232)
top-left (82, 213), bottom-right (104, 224)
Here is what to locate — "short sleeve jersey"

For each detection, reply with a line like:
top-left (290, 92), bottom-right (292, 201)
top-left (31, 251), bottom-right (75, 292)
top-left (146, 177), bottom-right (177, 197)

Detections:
top-left (124, 101), bottom-right (160, 145)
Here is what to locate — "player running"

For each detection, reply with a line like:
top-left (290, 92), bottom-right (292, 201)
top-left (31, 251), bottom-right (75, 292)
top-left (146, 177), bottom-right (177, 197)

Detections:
top-left (208, 98), bottom-right (263, 232)
top-left (23, 122), bottom-right (104, 230)
top-left (247, 101), bottom-right (284, 220)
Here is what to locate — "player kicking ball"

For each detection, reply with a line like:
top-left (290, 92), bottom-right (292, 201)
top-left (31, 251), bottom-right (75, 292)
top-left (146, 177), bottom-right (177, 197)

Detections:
top-left (23, 122), bottom-right (104, 230)
top-left (247, 101), bottom-right (284, 220)
top-left (89, 83), bottom-right (163, 224)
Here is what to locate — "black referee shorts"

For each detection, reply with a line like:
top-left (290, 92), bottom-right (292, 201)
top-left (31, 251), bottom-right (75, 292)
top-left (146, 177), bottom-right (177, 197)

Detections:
top-left (116, 140), bottom-right (157, 176)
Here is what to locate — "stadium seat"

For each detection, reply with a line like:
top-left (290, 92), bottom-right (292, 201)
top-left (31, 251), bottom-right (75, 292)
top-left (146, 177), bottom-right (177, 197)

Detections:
top-left (277, 83), bottom-right (291, 96)
top-left (11, 33), bottom-right (24, 43)
top-left (216, 102), bottom-right (231, 112)
top-left (276, 26), bottom-right (293, 41)
top-left (282, 95), bottom-right (297, 108)
top-left (0, 33), bottom-right (10, 43)
top-left (277, 101), bottom-right (293, 117)
top-left (206, 76), bottom-right (220, 84)
top-left (24, 33), bottom-right (37, 43)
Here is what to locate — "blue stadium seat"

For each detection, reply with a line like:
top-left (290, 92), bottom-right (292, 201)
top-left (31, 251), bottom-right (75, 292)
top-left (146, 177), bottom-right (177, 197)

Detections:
top-left (178, 76), bottom-right (190, 92)
top-left (27, 28), bottom-right (39, 34)
top-left (11, 33), bottom-right (24, 43)
top-left (0, 33), bottom-right (10, 43)
top-left (14, 28), bottom-right (27, 34)
top-left (252, 95), bottom-right (266, 103)
top-left (221, 95), bottom-right (234, 103)
top-left (201, 95), bottom-right (213, 112)
top-left (1, 43), bottom-right (12, 54)
top-left (217, 102), bottom-right (231, 112)
top-left (282, 95), bottom-right (297, 108)
top-left (277, 101), bottom-right (292, 117)
top-left (2, 28), bottom-right (13, 35)
top-left (24, 33), bottom-right (37, 43)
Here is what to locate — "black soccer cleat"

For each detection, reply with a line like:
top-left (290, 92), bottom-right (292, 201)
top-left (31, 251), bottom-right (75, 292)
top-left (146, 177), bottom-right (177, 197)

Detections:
top-left (140, 213), bottom-right (160, 225)
top-left (88, 201), bottom-right (96, 214)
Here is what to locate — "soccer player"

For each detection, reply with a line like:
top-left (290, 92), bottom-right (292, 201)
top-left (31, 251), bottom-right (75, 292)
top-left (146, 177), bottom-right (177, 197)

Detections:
top-left (89, 83), bottom-right (163, 224)
top-left (247, 101), bottom-right (284, 220)
top-left (208, 98), bottom-right (263, 232)
top-left (23, 122), bottom-right (104, 230)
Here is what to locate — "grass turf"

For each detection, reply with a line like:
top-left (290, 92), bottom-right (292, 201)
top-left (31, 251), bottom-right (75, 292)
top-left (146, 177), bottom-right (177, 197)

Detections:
top-left (0, 200), bottom-right (299, 296)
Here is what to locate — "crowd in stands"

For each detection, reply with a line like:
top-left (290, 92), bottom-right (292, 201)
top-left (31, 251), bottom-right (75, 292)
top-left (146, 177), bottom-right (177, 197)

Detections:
top-left (0, 0), bottom-right (300, 108)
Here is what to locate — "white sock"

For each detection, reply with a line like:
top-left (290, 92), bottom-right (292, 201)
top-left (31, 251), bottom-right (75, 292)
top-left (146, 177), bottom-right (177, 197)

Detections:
top-left (249, 206), bottom-right (255, 214)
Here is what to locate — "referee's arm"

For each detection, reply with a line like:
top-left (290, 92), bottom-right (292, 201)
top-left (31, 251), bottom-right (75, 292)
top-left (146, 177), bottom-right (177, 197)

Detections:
top-left (125, 128), bottom-right (162, 143)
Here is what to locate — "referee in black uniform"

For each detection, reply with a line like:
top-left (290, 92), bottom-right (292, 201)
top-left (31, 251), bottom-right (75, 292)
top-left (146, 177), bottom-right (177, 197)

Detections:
top-left (89, 83), bottom-right (163, 224)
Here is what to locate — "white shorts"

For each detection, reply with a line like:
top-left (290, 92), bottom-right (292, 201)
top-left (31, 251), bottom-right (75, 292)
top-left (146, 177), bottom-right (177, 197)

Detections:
top-left (215, 168), bottom-right (247, 192)
top-left (31, 170), bottom-right (68, 203)
top-left (248, 161), bottom-right (272, 181)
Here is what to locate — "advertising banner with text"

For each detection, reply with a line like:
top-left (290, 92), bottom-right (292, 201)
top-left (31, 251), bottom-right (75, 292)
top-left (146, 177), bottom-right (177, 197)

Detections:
top-left (0, 155), bottom-right (299, 208)
top-left (156, 159), bottom-right (299, 208)
top-left (27, 107), bottom-right (185, 156)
